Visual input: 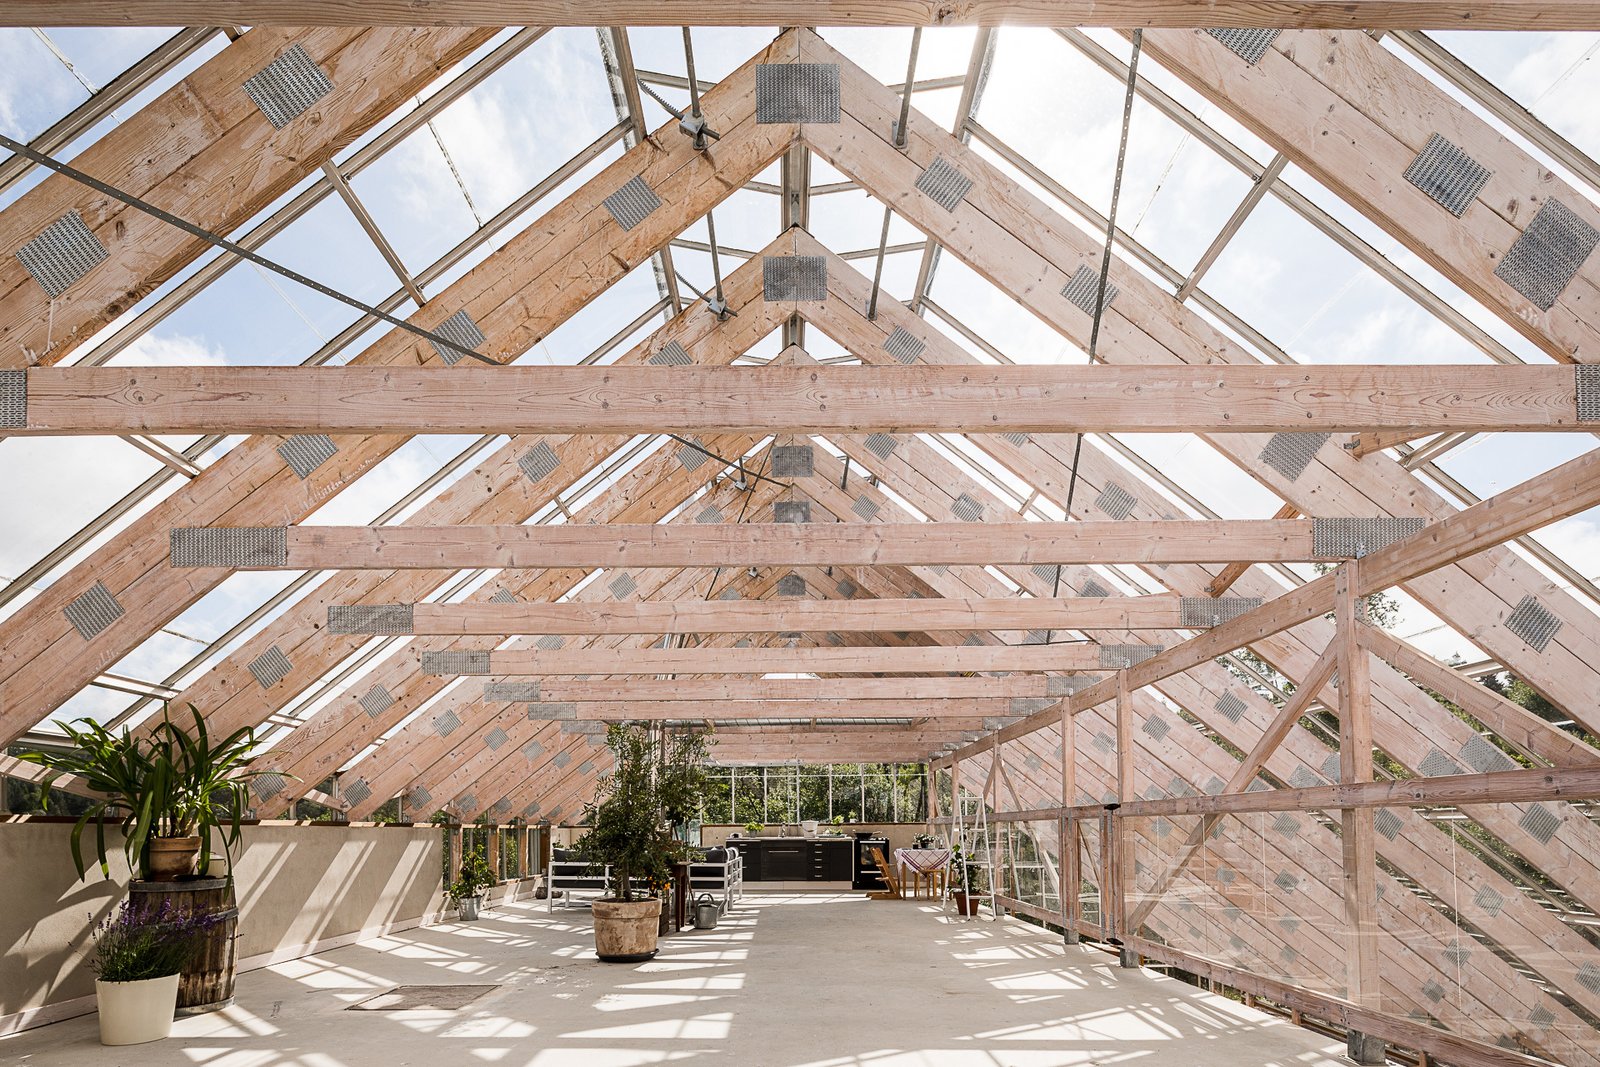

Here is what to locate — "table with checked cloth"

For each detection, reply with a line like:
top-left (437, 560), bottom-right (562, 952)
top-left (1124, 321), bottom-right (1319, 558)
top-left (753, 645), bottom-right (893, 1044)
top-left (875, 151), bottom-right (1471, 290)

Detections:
top-left (893, 847), bottom-right (952, 897)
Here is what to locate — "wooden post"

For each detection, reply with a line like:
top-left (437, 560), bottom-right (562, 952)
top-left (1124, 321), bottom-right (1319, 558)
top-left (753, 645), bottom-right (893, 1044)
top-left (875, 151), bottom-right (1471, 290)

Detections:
top-left (1060, 703), bottom-right (1080, 944)
top-left (488, 824), bottom-right (502, 884)
top-left (990, 734), bottom-right (1004, 917)
top-left (1114, 669), bottom-right (1137, 968)
top-left (1335, 561), bottom-right (1385, 1065)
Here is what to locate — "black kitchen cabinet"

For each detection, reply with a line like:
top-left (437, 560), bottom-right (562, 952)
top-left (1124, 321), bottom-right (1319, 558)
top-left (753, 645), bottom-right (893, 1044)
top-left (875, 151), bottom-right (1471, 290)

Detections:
top-left (726, 837), bottom-right (853, 882)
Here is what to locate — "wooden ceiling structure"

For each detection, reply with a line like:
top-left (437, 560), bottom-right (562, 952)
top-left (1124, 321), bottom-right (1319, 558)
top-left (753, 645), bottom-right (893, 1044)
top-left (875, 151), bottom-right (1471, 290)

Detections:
top-left (3, 9), bottom-right (1600, 1065)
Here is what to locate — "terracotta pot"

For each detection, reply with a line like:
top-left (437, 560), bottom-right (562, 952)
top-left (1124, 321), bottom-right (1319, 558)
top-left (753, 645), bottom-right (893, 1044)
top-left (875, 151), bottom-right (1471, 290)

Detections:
top-left (97, 974), bottom-right (179, 1045)
top-left (950, 891), bottom-right (983, 917)
top-left (145, 837), bottom-right (201, 882)
top-left (591, 897), bottom-right (662, 962)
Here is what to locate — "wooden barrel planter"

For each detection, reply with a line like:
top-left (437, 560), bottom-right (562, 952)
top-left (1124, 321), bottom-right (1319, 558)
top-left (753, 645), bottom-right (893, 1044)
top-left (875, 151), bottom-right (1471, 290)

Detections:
top-left (128, 877), bottom-right (238, 1015)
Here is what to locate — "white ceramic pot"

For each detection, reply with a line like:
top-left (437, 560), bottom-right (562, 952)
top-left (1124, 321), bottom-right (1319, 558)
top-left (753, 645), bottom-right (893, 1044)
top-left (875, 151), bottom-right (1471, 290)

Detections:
top-left (97, 974), bottom-right (179, 1046)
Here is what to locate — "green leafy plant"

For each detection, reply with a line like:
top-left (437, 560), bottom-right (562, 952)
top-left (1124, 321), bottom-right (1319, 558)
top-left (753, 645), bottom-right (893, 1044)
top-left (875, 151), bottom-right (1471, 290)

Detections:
top-left (445, 846), bottom-right (495, 906)
top-left (576, 724), bottom-right (710, 903)
top-left (18, 704), bottom-right (275, 882)
top-left (949, 844), bottom-right (987, 896)
top-left (743, 821), bottom-right (764, 835)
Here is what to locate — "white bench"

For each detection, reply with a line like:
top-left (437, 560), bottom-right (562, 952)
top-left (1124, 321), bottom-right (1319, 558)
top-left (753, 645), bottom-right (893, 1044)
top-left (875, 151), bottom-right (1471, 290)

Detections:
top-left (547, 854), bottom-right (610, 911)
top-left (688, 846), bottom-right (743, 913)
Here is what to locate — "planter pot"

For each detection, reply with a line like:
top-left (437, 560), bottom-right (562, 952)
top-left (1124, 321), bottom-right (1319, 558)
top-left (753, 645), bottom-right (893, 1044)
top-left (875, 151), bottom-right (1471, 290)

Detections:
top-left (950, 891), bottom-right (983, 917)
top-left (96, 974), bottom-right (179, 1046)
top-left (457, 894), bottom-right (484, 921)
top-left (592, 897), bottom-right (662, 962)
top-left (145, 836), bottom-right (201, 882)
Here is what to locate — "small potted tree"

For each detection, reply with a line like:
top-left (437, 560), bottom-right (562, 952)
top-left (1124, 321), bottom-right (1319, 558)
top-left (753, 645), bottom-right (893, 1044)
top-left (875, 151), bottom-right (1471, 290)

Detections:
top-left (89, 898), bottom-right (219, 1045)
top-left (575, 724), bottom-right (709, 962)
top-left (949, 845), bottom-right (987, 917)
top-left (446, 846), bottom-right (495, 921)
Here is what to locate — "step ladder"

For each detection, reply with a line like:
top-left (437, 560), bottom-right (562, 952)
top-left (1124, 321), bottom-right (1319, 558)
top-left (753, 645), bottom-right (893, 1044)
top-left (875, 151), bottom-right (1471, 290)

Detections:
top-left (948, 789), bottom-right (998, 921)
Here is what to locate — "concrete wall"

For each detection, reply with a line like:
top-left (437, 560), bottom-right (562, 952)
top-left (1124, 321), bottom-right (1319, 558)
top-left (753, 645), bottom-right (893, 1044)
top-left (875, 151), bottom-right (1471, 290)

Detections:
top-left (0, 819), bottom-right (444, 1036)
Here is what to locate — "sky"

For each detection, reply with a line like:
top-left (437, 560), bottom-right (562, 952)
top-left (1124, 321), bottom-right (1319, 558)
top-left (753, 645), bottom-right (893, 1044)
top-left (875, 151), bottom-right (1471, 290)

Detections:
top-left (1, 23), bottom-right (1597, 735)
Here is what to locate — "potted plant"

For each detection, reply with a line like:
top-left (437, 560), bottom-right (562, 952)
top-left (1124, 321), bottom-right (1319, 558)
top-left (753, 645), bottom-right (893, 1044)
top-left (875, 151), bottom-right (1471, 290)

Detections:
top-left (743, 821), bottom-right (765, 838)
top-left (19, 704), bottom-right (271, 883)
top-left (89, 897), bottom-right (219, 1045)
top-left (575, 724), bottom-right (709, 962)
top-left (949, 845), bottom-right (987, 917)
top-left (446, 846), bottom-right (495, 921)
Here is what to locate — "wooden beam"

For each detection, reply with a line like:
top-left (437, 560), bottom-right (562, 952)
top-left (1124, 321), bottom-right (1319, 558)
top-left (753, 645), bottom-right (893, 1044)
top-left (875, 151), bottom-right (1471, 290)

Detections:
top-left (1358, 624), bottom-right (1600, 768)
top-left (522, 699), bottom-right (1008, 720)
top-left (0, 30), bottom-right (799, 745)
top-left (15, 364), bottom-right (1584, 435)
top-left (1206, 503), bottom-right (1299, 595)
top-left (0, 27), bottom-right (495, 368)
top-left (419, 642), bottom-right (1116, 675)
top-left (182, 520), bottom-right (1336, 569)
top-left (533, 676), bottom-right (1059, 701)
top-left (947, 441), bottom-right (1600, 761)
top-left (15, 1), bottom-right (1600, 29)
top-left (332, 594), bottom-right (1234, 634)
top-left (1334, 562), bottom-right (1384, 1061)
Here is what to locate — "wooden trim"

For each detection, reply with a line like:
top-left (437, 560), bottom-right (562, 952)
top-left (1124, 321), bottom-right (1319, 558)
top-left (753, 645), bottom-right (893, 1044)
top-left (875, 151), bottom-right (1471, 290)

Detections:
top-left (19, 364), bottom-right (1582, 435)
top-left (14, 1), bottom-right (1600, 29)
top-left (192, 520), bottom-right (1332, 569)
top-left (1335, 563), bottom-right (1382, 1019)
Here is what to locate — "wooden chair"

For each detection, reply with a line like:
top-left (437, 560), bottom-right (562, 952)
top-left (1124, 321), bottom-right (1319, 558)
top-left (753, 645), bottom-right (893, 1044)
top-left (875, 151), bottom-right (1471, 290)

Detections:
top-left (867, 846), bottom-right (903, 900)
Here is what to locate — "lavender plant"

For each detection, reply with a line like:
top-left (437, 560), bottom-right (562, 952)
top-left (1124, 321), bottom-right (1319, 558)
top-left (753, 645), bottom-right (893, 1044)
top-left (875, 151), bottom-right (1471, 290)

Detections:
top-left (88, 898), bottom-right (220, 983)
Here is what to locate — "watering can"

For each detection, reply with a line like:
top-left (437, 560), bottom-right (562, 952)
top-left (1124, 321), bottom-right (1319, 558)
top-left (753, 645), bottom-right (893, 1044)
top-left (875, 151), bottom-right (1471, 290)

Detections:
top-left (693, 893), bottom-right (720, 930)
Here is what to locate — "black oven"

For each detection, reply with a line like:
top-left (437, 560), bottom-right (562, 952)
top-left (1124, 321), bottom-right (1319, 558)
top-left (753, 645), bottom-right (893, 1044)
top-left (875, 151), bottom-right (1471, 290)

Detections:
top-left (853, 833), bottom-right (889, 891)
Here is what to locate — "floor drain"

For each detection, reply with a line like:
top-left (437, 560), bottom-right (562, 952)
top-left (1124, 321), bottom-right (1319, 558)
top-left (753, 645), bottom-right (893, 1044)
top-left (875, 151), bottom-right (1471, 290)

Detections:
top-left (347, 984), bottom-right (499, 1011)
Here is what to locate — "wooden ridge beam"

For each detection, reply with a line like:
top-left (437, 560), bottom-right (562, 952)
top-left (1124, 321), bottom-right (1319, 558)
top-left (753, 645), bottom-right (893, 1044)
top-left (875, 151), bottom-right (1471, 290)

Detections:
top-left (416, 641), bottom-right (1115, 676)
top-left (177, 519), bottom-right (1343, 569)
top-left (11, 363), bottom-right (1586, 435)
top-left (15, 1), bottom-right (1600, 29)
top-left (326, 594), bottom-right (1250, 634)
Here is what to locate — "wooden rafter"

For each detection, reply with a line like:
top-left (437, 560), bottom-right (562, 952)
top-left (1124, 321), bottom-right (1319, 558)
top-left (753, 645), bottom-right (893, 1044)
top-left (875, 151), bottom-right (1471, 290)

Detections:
top-left (0, 27), bottom-right (495, 368)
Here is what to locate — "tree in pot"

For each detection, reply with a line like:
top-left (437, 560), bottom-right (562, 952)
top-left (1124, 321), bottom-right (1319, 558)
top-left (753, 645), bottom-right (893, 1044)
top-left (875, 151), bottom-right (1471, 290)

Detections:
top-left (446, 846), bottom-right (496, 921)
top-left (19, 704), bottom-right (272, 883)
top-left (89, 897), bottom-right (220, 1045)
top-left (575, 724), bottom-right (710, 962)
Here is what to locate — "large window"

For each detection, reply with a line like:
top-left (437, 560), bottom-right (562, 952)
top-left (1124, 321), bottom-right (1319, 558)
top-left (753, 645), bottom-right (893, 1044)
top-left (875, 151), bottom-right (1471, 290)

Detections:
top-left (701, 763), bottom-right (928, 824)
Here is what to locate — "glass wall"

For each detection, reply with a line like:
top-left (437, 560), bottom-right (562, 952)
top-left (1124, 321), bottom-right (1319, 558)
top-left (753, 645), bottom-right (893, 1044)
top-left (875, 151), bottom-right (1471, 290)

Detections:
top-left (702, 763), bottom-right (929, 824)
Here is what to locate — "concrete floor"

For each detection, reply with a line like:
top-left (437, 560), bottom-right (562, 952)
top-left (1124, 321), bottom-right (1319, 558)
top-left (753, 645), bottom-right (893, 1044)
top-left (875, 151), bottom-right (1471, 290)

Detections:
top-left (3, 893), bottom-right (1351, 1066)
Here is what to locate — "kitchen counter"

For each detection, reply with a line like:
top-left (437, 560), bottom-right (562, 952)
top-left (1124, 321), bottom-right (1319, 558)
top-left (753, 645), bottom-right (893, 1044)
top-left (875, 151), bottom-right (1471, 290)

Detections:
top-left (724, 836), bottom-right (852, 881)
